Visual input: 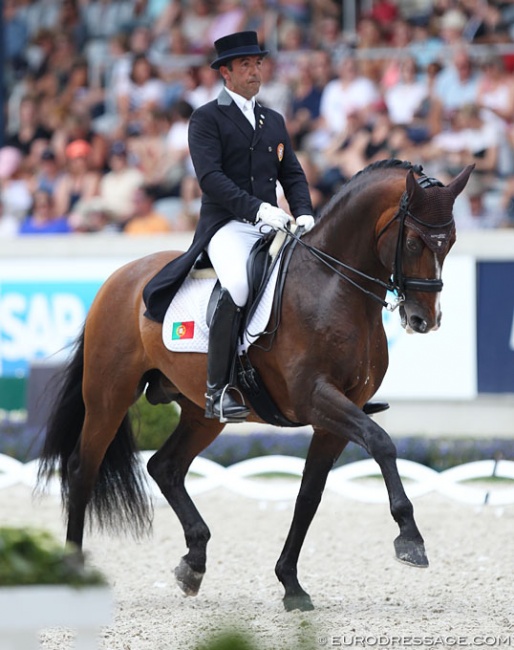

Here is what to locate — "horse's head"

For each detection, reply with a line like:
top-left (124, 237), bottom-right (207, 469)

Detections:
top-left (378, 164), bottom-right (474, 334)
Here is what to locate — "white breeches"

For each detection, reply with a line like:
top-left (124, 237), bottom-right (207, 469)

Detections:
top-left (207, 219), bottom-right (273, 307)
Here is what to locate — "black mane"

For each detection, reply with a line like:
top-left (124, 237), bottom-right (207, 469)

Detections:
top-left (353, 158), bottom-right (423, 181)
top-left (320, 159), bottom-right (424, 219)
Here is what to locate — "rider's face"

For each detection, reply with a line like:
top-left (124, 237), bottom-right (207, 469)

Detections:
top-left (221, 56), bottom-right (263, 99)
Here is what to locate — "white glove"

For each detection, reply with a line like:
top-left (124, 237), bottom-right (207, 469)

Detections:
top-left (295, 214), bottom-right (315, 232)
top-left (256, 203), bottom-right (293, 231)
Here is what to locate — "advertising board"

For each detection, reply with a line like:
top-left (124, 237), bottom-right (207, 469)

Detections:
top-left (0, 255), bottom-right (477, 400)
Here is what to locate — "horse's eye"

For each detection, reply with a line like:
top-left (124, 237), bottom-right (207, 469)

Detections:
top-left (406, 237), bottom-right (422, 253)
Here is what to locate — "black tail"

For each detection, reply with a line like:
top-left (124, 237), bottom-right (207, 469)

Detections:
top-left (37, 327), bottom-right (152, 537)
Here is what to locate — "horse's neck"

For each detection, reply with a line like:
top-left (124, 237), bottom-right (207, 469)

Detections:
top-left (311, 206), bottom-right (381, 276)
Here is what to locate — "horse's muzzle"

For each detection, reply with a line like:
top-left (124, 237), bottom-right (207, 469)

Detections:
top-left (400, 305), bottom-right (441, 334)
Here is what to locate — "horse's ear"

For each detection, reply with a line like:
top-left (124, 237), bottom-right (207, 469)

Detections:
top-left (405, 169), bottom-right (423, 202)
top-left (447, 164), bottom-right (475, 198)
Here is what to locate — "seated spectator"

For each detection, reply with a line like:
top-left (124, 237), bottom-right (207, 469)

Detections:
top-left (257, 56), bottom-right (291, 117)
top-left (179, 0), bottom-right (214, 55)
top-left (57, 57), bottom-right (105, 119)
top-left (315, 56), bottom-right (381, 156)
top-left (239, 0), bottom-right (275, 46)
top-left (367, 0), bottom-right (398, 39)
top-left (183, 62), bottom-right (223, 110)
top-left (53, 139), bottom-right (101, 217)
top-left (323, 109), bottom-right (403, 182)
top-left (115, 53), bottom-right (167, 136)
top-left (438, 9), bottom-right (468, 48)
top-left (311, 15), bottom-right (348, 56)
top-left (407, 15), bottom-right (444, 71)
top-left (286, 53), bottom-right (323, 150)
top-left (384, 57), bottom-right (429, 128)
top-left (127, 108), bottom-right (171, 190)
top-left (18, 188), bottom-right (72, 234)
top-left (0, 146), bottom-right (33, 227)
top-left (275, 21), bottom-right (310, 85)
top-left (68, 196), bottom-right (118, 233)
top-left (455, 174), bottom-right (505, 230)
top-left (29, 147), bottom-right (63, 196)
top-left (355, 16), bottom-right (388, 84)
top-left (380, 18), bottom-right (414, 90)
top-left (82, 0), bottom-right (135, 43)
top-left (476, 53), bottom-right (514, 176)
top-left (476, 54), bottom-right (514, 127)
top-left (35, 31), bottom-right (79, 98)
top-left (22, 0), bottom-right (61, 38)
top-left (461, 1), bottom-right (507, 44)
top-left (419, 103), bottom-right (502, 180)
top-left (0, 199), bottom-right (18, 237)
top-left (4, 0), bottom-right (29, 77)
top-left (430, 47), bottom-right (481, 133)
top-left (57, 0), bottom-right (87, 51)
top-left (52, 107), bottom-right (108, 172)
top-left (138, 100), bottom-right (195, 200)
top-left (206, 0), bottom-right (246, 45)
top-left (123, 185), bottom-right (172, 235)
top-left (4, 95), bottom-right (52, 157)
top-left (96, 140), bottom-right (145, 227)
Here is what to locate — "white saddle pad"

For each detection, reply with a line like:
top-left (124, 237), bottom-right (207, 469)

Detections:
top-left (162, 263), bottom-right (280, 354)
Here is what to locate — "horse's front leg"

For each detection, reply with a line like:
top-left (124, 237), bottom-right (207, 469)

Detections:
top-left (310, 381), bottom-right (428, 569)
top-left (146, 400), bottom-right (224, 597)
top-left (275, 428), bottom-right (348, 612)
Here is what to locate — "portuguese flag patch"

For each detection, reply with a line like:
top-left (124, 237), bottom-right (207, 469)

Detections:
top-left (171, 321), bottom-right (195, 340)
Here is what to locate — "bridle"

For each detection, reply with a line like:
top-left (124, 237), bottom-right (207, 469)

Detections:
top-left (376, 174), bottom-right (454, 299)
top-left (285, 174), bottom-right (455, 312)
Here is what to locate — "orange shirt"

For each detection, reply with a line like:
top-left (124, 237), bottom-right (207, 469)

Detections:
top-left (124, 212), bottom-right (172, 235)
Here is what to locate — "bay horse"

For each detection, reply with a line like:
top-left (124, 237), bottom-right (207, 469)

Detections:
top-left (38, 160), bottom-right (473, 611)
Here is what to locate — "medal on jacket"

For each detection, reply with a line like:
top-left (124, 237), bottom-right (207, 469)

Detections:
top-left (277, 143), bottom-right (284, 161)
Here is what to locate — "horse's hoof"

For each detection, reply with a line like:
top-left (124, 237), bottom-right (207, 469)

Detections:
top-left (394, 536), bottom-right (429, 568)
top-left (174, 558), bottom-right (205, 596)
top-left (283, 593), bottom-right (315, 612)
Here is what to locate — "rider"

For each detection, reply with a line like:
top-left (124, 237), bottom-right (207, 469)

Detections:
top-left (187, 31), bottom-right (315, 423)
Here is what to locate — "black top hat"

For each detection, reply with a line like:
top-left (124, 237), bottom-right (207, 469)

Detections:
top-left (211, 31), bottom-right (269, 70)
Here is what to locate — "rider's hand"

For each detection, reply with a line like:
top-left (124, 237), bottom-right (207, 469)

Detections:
top-left (256, 203), bottom-right (293, 231)
top-left (295, 215), bottom-right (315, 232)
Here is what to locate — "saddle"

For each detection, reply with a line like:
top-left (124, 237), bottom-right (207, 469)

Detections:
top-left (192, 229), bottom-right (303, 427)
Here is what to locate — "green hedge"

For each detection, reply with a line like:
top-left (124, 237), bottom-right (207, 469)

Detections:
top-left (130, 396), bottom-right (180, 450)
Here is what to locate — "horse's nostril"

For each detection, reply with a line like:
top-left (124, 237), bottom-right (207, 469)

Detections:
top-left (410, 316), bottom-right (428, 333)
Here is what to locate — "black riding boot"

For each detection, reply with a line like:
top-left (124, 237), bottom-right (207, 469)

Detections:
top-left (205, 289), bottom-right (250, 423)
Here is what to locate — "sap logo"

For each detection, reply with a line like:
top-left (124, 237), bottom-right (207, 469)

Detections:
top-left (0, 292), bottom-right (85, 365)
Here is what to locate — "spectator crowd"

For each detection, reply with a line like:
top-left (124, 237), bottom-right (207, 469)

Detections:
top-left (2, 0), bottom-right (514, 237)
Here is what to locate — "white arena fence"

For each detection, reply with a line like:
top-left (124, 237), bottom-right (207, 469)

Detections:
top-left (2, 453), bottom-right (514, 506)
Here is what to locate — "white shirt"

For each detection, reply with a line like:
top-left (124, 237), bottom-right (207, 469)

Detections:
top-left (225, 88), bottom-right (256, 128)
top-left (320, 77), bottom-right (380, 135)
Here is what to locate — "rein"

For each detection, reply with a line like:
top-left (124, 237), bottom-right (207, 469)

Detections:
top-left (285, 173), bottom-right (452, 312)
top-left (285, 226), bottom-right (400, 311)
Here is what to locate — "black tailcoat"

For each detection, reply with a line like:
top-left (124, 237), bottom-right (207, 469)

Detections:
top-left (143, 88), bottom-right (313, 322)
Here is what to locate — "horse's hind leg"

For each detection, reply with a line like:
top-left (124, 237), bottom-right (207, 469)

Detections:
top-left (146, 399), bottom-right (224, 597)
top-left (66, 361), bottom-right (147, 549)
top-left (275, 428), bottom-right (348, 612)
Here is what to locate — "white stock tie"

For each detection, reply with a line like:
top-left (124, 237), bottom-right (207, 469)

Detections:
top-left (243, 101), bottom-right (255, 129)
